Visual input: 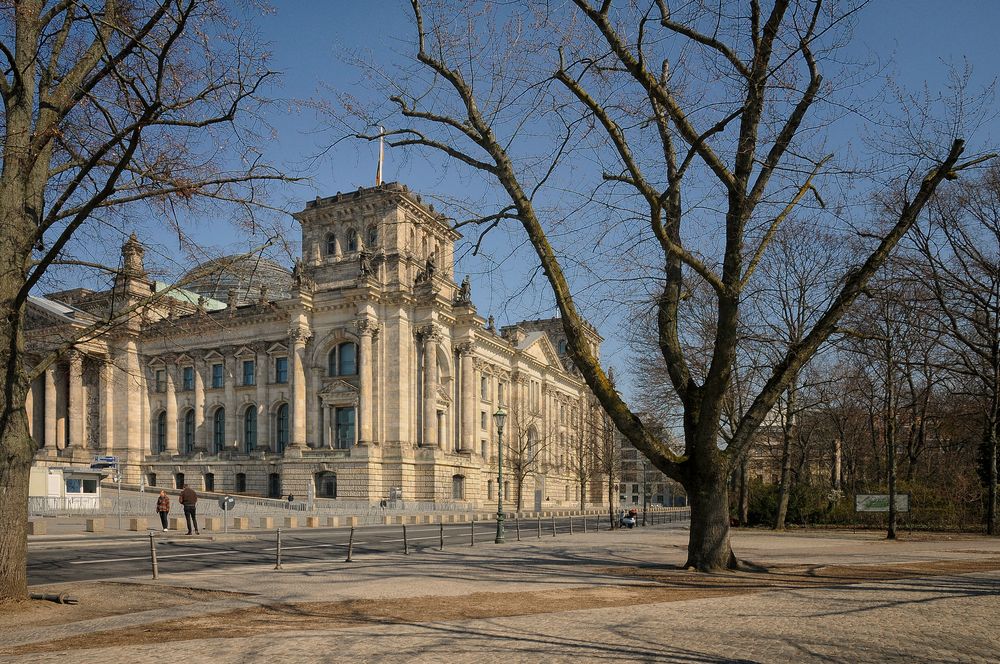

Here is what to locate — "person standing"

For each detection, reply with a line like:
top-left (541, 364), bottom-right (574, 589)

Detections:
top-left (156, 490), bottom-right (171, 531)
top-left (179, 484), bottom-right (200, 535)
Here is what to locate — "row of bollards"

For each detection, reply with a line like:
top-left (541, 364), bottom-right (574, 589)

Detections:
top-left (145, 510), bottom-right (690, 578)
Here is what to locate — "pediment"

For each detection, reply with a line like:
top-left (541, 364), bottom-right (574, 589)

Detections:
top-left (148, 357), bottom-right (166, 369)
top-left (319, 378), bottom-right (359, 405)
top-left (234, 345), bottom-right (257, 358)
top-left (520, 333), bottom-right (562, 369)
top-left (267, 342), bottom-right (288, 355)
top-left (174, 353), bottom-right (193, 365)
top-left (204, 350), bottom-right (224, 361)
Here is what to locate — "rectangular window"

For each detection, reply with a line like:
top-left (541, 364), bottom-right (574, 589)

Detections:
top-left (155, 370), bottom-right (166, 393)
top-left (182, 366), bottom-right (194, 391)
top-left (212, 363), bottom-right (224, 388)
top-left (275, 356), bottom-right (288, 384)
top-left (498, 383), bottom-right (505, 406)
top-left (480, 376), bottom-right (488, 400)
top-left (481, 439), bottom-right (487, 458)
top-left (242, 360), bottom-right (255, 386)
top-left (335, 407), bottom-right (355, 449)
top-left (480, 411), bottom-right (487, 430)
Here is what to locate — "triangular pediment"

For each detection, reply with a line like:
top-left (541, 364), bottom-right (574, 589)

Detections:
top-left (267, 342), bottom-right (288, 355)
top-left (174, 353), bottom-right (193, 365)
top-left (234, 345), bottom-right (256, 358)
top-left (204, 350), bottom-right (224, 361)
top-left (319, 378), bottom-right (359, 406)
top-left (519, 332), bottom-right (562, 369)
top-left (148, 357), bottom-right (166, 369)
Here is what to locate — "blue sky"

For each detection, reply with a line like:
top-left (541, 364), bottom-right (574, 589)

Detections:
top-left (151, 1), bottom-right (1000, 399)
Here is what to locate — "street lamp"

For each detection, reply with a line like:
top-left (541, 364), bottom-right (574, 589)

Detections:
top-left (494, 406), bottom-right (507, 544)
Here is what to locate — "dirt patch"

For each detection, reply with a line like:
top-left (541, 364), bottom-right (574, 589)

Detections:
top-left (599, 557), bottom-right (1000, 590)
top-left (5, 584), bottom-right (752, 655)
top-left (0, 582), bottom-right (252, 630)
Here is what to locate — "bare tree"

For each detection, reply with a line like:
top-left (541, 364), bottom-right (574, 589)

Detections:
top-left (502, 408), bottom-right (552, 511)
top-left (914, 166), bottom-right (1000, 534)
top-left (347, 0), bottom-right (990, 569)
top-left (0, 0), bottom-right (289, 600)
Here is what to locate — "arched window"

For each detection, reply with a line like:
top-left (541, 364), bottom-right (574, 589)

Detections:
top-left (338, 342), bottom-right (357, 375)
top-left (366, 225), bottom-right (378, 247)
top-left (315, 471), bottom-right (337, 498)
top-left (244, 407), bottom-right (257, 453)
top-left (325, 233), bottom-right (336, 256)
top-left (328, 342), bottom-right (358, 376)
top-left (235, 473), bottom-right (247, 493)
top-left (558, 339), bottom-right (568, 354)
top-left (183, 410), bottom-right (195, 454)
top-left (452, 474), bottom-right (465, 500)
top-left (155, 411), bottom-right (167, 453)
top-left (276, 403), bottom-right (289, 453)
top-left (347, 228), bottom-right (358, 252)
top-left (213, 407), bottom-right (226, 453)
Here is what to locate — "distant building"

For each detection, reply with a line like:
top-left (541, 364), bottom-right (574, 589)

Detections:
top-left (24, 183), bottom-right (609, 508)
top-left (617, 429), bottom-right (686, 508)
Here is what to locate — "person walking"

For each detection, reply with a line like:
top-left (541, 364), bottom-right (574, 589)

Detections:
top-left (156, 490), bottom-right (171, 531)
top-left (179, 484), bottom-right (200, 535)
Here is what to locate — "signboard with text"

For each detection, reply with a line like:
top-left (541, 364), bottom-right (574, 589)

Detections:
top-left (855, 494), bottom-right (910, 513)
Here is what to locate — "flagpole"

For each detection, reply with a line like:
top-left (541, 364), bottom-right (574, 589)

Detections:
top-left (376, 126), bottom-right (384, 186)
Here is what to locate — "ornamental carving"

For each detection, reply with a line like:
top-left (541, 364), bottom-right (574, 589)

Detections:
top-left (455, 341), bottom-right (473, 356)
top-left (355, 317), bottom-right (378, 337)
top-left (288, 326), bottom-right (312, 345)
top-left (416, 324), bottom-right (440, 342)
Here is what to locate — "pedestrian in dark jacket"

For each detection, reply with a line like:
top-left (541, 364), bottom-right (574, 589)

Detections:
top-left (179, 484), bottom-right (200, 535)
top-left (156, 490), bottom-right (171, 531)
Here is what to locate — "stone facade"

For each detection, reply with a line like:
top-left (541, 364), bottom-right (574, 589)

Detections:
top-left (25, 183), bottom-right (609, 509)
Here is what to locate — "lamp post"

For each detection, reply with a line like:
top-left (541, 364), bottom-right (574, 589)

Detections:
top-left (494, 406), bottom-right (507, 544)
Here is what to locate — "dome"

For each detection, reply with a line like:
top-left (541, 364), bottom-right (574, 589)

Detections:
top-left (181, 255), bottom-right (292, 306)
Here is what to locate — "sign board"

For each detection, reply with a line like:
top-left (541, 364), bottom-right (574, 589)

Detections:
top-left (855, 494), bottom-right (909, 513)
top-left (90, 455), bottom-right (118, 469)
top-left (218, 495), bottom-right (236, 511)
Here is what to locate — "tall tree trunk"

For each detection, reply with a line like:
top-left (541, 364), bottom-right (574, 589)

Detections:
top-left (0, 285), bottom-right (33, 601)
top-left (739, 451), bottom-right (750, 526)
top-left (884, 344), bottom-right (897, 540)
top-left (682, 456), bottom-right (737, 571)
top-left (774, 384), bottom-right (797, 530)
top-left (985, 414), bottom-right (998, 536)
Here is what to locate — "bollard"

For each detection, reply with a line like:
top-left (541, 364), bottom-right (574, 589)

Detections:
top-left (470, 517), bottom-right (475, 547)
top-left (149, 532), bottom-right (159, 580)
top-left (537, 516), bottom-right (542, 539)
top-left (403, 524), bottom-right (409, 555)
top-left (439, 522), bottom-right (444, 551)
top-left (570, 515), bottom-right (574, 535)
top-left (551, 514), bottom-right (557, 537)
top-left (584, 515), bottom-right (588, 534)
top-left (274, 528), bottom-right (283, 570)
top-left (515, 515), bottom-right (521, 542)
top-left (346, 527), bottom-right (355, 562)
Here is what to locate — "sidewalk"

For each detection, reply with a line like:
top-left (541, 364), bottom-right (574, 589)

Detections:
top-left (6, 527), bottom-right (1000, 663)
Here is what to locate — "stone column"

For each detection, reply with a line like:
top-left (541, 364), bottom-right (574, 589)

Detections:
top-left (356, 318), bottom-right (377, 445)
top-left (67, 350), bottom-right (84, 448)
top-left (193, 357), bottom-right (206, 452)
top-left (165, 363), bottom-right (178, 454)
top-left (100, 360), bottom-right (115, 453)
top-left (255, 365), bottom-right (267, 453)
top-left (44, 366), bottom-right (57, 450)
top-left (420, 326), bottom-right (439, 448)
top-left (307, 368), bottom-right (321, 449)
top-left (289, 327), bottom-right (309, 449)
top-left (223, 354), bottom-right (236, 452)
top-left (458, 342), bottom-right (474, 452)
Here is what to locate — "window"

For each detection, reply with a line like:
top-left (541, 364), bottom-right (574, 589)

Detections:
top-left (558, 339), bottom-right (568, 354)
top-left (155, 369), bottom-right (166, 393)
top-left (503, 480), bottom-right (510, 500)
top-left (155, 412), bottom-right (167, 453)
top-left (498, 382), bottom-right (505, 406)
top-left (175, 472), bottom-right (185, 489)
top-left (452, 474), bottom-right (465, 500)
top-left (268, 472), bottom-right (281, 498)
top-left (328, 342), bottom-right (359, 376)
top-left (480, 376), bottom-right (488, 400)
top-left (242, 360), bottom-right (255, 386)
top-left (235, 473), bottom-right (247, 493)
top-left (204, 472), bottom-right (215, 493)
top-left (481, 439), bottom-right (487, 458)
top-left (182, 366), bottom-right (194, 391)
top-left (276, 404), bottom-right (289, 453)
top-left (326, 233), bottom-right (336, 255)
top-left (213, 408), bottom-right (225, 453)
top-left (367, 225), bottom-right (378, 247)
top-left (275, 356), bottom-right (288, 384)
top-left (316, 472), bottom-right (337, 498)
top-left (244, 407), bottom-right (257, 452)
top-left (565, 486), bottom-right (571, 501)
top-left (487, 479), bottom-right (494, 500)
top-left (212, 363), bottom-right (224, 388)
top-left (481, 411), bottom-right (487, 430)
top-left (335, 406), bottom-right (355, 449)
top-left (148, 473), bottom-right (157, 488)
top-left (183, 410), bottom-right (195, 454)
top-left (347, 229), bottom-right (358, 252)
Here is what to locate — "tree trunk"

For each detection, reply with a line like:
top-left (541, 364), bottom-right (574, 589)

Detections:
top-left (683, 467), bottom-right (737, 571)
top-left (985, 415), bottom-right (998, 536)
top-left (0, 287), bottom-right (33, 600)
top-left (738, 452), bottom-right (750, 526)
top-left (774, 384), bottom-right (797, 530)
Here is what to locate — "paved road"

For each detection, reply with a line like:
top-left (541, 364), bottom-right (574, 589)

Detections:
top-left (28, 513), bottom-right (686, 585)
